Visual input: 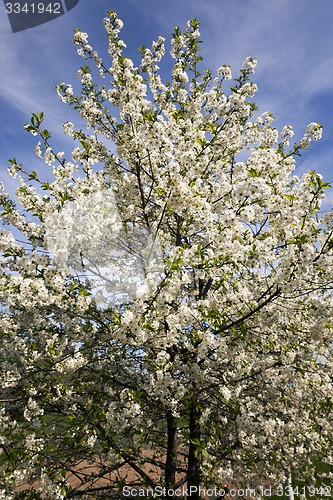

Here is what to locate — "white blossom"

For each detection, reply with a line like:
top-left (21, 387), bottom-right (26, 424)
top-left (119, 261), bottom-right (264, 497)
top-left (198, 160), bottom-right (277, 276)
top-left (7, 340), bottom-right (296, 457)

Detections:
top-left (0, 11), bottom-right (331, 497)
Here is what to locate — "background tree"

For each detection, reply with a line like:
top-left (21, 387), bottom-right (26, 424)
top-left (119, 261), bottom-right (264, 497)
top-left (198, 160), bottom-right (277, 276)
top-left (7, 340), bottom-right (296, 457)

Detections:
top-left (0, 11), bottom-right (332, 499)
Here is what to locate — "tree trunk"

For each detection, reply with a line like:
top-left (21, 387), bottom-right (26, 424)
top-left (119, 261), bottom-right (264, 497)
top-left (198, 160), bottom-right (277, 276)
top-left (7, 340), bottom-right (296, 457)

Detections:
top-left (187, 399), bottom-right (202, 499)
top-left (165, 409), bottom-right (178, 496)
top-left (284, 470), bottom-right (295, 500)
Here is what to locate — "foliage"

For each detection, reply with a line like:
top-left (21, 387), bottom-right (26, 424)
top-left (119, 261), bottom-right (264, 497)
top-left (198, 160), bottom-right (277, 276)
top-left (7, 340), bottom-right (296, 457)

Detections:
top-left (0, 11), bottom-right (332, 499)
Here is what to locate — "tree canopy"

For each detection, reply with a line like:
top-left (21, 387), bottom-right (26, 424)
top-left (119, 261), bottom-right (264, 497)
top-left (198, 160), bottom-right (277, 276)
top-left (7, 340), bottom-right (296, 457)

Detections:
top-left (0, 11), bottom-right (332, 499)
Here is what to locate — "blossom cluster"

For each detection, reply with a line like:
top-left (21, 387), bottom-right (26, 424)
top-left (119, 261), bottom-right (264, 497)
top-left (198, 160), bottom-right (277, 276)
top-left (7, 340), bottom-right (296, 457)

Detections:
top-left (0, 11), bottom-right (332, 498)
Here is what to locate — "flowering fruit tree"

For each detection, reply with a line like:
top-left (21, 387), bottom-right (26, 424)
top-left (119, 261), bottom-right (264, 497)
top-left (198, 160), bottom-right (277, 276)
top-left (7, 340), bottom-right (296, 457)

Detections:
top-left (0, 12), bottom-right (332, 499)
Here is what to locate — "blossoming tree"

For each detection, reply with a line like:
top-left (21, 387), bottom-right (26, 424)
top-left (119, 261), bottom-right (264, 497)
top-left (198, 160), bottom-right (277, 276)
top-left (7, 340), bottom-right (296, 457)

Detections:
top-left (0, 11), bottom-right (332, 499)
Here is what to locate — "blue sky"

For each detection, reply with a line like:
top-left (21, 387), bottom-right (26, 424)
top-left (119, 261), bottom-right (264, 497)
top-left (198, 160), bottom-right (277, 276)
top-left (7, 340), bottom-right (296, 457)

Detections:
top-left (1, 0), bottom-right (333, 208)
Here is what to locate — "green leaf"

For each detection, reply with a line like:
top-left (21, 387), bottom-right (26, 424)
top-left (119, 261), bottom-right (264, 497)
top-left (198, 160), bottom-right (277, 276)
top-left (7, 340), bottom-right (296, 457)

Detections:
top-left (248, 168), bottom-right (258, 178)
top-left (3, 247), bottom-right (16, 257)
top-left (28, 171), bottom-right (39, 180)
top-left (196, 137), bottom-right (207, 148)
top-left (190, 438), bottom-right (200, 446)
top-left (40, 129), bottom-right (51, 141)
top-left (142, 110), bottom-right (158, 123)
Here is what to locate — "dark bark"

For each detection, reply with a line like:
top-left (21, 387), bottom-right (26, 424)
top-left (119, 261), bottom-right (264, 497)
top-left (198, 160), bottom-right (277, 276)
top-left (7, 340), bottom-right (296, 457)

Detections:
top-left (165, 409), bottom-right (178, 496)
top-left (187, 399), bottom-right (202, 499)
top-left (175, 214), bottom-right (184, 247)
